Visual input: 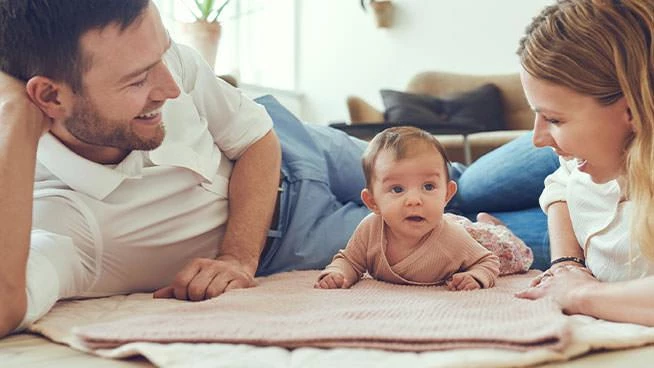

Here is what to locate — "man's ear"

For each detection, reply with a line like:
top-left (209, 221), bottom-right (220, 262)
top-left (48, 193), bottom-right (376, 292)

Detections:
top-left (445, 180), bottom-right (458, 204)
top-left (361, 188), bottom-right (380, 214)
top-left (25, 76), bottom-right (74, 119)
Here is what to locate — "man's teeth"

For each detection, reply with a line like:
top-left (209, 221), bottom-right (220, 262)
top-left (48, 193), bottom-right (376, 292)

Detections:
top-left (137, 108), bottom-right (161, 119)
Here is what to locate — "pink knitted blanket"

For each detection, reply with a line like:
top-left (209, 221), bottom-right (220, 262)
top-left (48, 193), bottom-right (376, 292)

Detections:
top-left (73, 270), bottom-right (569, 352)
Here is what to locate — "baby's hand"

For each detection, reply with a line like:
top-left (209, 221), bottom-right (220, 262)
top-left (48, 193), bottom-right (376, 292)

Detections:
top-left (314, 272), bottom-right (352, 289)
top-left (445, 273), bottom-right (481, 291)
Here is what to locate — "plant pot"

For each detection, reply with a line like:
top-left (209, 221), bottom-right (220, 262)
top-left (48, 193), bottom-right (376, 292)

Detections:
top-left (177, 21), bottom-right (222, 68)
top-left (370, 0), bottom-right (393, 28)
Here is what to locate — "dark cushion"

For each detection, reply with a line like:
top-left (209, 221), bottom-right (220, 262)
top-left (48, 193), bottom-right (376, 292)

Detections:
top-left (380, 84), bottom-right (506, 131)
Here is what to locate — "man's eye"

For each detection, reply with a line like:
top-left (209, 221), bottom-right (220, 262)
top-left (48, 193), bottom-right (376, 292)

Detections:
top-left (391, 186), bottom-right (403, 193)
top-left (423, 183), bottom-right (435, 191)
top-left (131, 79), bottom-right (147, 88)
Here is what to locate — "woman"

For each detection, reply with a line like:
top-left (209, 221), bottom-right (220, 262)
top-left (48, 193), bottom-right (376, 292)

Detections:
top-left (514, 0), bottom-right (654, 326)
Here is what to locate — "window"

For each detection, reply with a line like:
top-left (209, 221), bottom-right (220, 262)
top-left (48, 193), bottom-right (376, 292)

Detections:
top-left (154, 0), bottom-right (296, 91)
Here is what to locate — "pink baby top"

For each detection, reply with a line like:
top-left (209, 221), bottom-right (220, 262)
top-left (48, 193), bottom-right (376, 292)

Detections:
top-left (320, 213), bottom-right (500, 288)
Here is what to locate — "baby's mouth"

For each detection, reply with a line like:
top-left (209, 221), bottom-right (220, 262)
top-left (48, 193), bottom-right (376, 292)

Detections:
top-left (406, 216), bottom-right (425, 222)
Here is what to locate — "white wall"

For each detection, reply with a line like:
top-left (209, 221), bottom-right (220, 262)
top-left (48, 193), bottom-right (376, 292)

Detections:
top-left (297, 0), bottom-right (553, 124)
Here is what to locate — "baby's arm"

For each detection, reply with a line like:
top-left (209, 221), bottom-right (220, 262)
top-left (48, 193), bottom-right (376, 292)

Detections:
top-left (457, 251), bottom-right (500, 289)
top-left (314, 225), bottom-right (370, 289)
top-left (445, 273), bottom-right (482, 291)
top-left (446, 223), bottom-right (501, 290)
top-left (315, 268), bottom-right (354, 289)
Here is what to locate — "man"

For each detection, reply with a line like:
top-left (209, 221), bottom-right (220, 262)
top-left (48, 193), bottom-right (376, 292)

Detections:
top-left (0, 0), bottom-right (369, 337)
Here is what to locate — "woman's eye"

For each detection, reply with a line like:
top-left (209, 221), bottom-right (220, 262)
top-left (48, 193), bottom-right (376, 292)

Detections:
top-left (423, 183), bottom-right (435, 191)
top-left (391, 186), bottom-right (403, 193)
top-left (542, 115), bottom-right (561, 125)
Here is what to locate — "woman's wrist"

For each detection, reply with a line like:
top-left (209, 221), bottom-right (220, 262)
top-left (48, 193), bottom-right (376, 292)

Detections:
top-left (565, 280), bottom-right (595, 315)
top-left (550, 256), bottom-right (585, 268)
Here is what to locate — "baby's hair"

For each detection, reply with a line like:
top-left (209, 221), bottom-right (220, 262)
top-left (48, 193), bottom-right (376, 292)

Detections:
top-left (362, 126), bottom-right (450, 188)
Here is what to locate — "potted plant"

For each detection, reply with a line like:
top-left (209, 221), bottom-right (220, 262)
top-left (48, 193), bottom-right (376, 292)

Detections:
top-left (177, 0), bottom-right (232, 68)
top-left (360, 0), bottom-right (394, 28)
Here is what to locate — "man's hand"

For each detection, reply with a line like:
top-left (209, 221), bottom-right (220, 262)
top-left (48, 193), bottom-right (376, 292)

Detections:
top-left (314, 272), bottom-right (353, 289)
top-left (0, 72), bottom-right (51, 136)
top-left (445, 273), bottom-right (481, 291)
top-left (153, 255), bottom-right (256, 301)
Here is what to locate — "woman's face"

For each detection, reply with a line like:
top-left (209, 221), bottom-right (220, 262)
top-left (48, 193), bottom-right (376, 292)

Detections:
top-left (521, 69), bottom-right (633, 184)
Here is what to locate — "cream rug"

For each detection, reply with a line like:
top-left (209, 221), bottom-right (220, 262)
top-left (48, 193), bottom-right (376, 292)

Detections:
top-left (27, 270), bottom-right (654, 367)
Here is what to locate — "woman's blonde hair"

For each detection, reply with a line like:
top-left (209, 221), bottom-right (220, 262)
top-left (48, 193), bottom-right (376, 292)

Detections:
top-left (518, 0), bottom-right (654, 260)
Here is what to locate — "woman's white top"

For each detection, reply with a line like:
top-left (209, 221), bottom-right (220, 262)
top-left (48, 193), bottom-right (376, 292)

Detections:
top-left (539, 156), bottom-right (654, 282)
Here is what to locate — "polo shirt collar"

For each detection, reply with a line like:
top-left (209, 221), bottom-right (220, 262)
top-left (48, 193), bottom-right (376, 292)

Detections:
top-left (37, 133), bottom-right (139, 200)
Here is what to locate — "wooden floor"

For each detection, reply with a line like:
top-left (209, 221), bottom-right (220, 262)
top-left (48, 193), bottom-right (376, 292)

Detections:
top-left (3, 332), bottom-right (654, 367)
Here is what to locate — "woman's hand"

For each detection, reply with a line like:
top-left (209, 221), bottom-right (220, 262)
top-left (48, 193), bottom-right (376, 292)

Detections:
top-left (516, 264), bottom-right (598, 314)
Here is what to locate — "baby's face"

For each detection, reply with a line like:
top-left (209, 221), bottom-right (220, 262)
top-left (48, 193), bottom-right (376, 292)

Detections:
top-left (369, 146), bottom-right (454, 241)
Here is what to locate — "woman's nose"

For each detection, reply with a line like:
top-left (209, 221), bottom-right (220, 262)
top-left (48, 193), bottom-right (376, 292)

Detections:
top-left (532, 118), bottom-right (554, 148)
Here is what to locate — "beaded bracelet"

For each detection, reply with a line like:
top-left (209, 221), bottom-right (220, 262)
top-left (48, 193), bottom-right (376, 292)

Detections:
top-left (550, 256), bottom-right (585, 267)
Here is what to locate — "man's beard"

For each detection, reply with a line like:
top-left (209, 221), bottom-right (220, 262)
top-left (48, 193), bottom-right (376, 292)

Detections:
top-left (64, 95), bottom-right (165, 151)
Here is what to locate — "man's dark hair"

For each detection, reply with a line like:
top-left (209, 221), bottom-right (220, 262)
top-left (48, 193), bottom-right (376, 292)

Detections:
top-left (0, 0), bottom-right (150, 91)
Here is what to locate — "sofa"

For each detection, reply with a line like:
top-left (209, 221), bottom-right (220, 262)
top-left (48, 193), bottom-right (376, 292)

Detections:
top-left (340, 71), bottom-right (534, 163)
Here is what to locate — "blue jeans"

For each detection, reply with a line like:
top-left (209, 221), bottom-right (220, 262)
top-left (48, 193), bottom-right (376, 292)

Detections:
top-left (255, 95), bottom-right (559, 274)
top-left (446, 132), bottom-right (560, 270)
top-left (255, 96), bottom-right (370, 276)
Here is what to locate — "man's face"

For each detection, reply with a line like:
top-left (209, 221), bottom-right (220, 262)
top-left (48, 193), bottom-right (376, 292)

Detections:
top-left (63, 90), bottom-right (165, 151)
top-left (55, 2), bottom-right (180, 160)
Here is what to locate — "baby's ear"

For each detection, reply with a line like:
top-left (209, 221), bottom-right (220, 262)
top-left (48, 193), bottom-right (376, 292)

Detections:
top-left (361, 188), bottom-right (379, 214)
top-left (445, 180), bottom-right (457, 203)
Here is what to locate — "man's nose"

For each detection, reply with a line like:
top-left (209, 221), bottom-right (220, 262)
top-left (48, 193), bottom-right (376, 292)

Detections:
top-left (532, 118), bottom-right (554, 148)
top-left (150, 62), bottom-right (181, 101)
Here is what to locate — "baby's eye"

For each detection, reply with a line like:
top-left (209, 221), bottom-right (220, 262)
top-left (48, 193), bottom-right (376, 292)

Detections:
top-left (391, 186), bottom-right (404, 194)
top-left (423, 183), bottom-right (435, 191)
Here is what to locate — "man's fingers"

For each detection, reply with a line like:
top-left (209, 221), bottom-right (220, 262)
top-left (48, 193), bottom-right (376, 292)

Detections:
top-left (187, 270), bottom-right (218, 301)
top-left (223, 278), bottom-right (252, 293)
top-left (206, 270), bottom-right (254, 297)
top-left (153, 286), bottom-right (175, 299)
top-left (158, 258), bottom-right (258, 301)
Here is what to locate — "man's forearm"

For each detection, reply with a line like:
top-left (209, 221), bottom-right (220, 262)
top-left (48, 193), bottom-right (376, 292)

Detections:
top-left (219, 130), bottom-right (281, 275)
top-left (547, 202), bottom-right (584, 261)
top-left (0, 100), bottom-right (43, 334)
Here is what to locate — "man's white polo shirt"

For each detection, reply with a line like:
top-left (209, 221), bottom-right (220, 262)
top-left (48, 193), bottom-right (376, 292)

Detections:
top-left (20, 42), bottom-right (273, 329)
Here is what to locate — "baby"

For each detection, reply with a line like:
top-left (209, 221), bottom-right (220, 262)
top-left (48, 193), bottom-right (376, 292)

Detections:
top-left (315, 126), bottom-right (501, 291)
